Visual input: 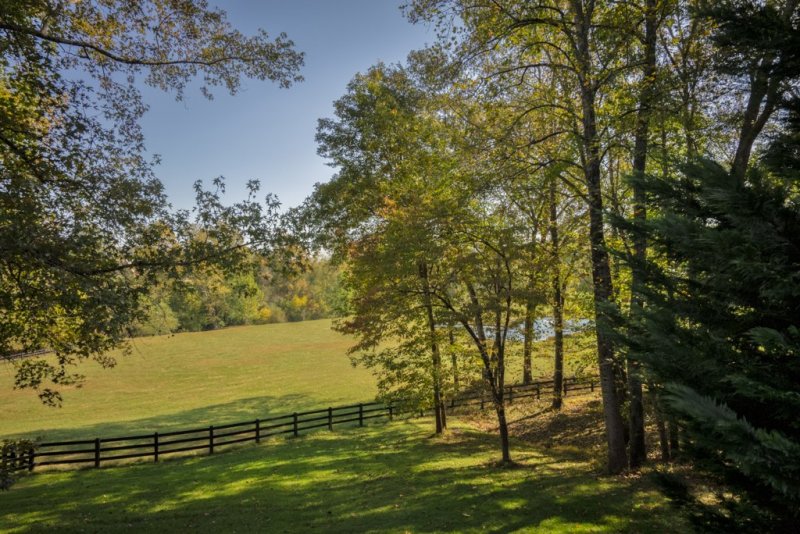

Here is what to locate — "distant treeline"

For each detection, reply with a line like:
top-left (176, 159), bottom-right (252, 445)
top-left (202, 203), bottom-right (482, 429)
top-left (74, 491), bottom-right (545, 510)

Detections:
top-left (132, 258), bottom-right (346, 336)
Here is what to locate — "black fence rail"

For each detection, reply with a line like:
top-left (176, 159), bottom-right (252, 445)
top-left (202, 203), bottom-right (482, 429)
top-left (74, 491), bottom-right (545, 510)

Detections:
top-left (3, 376), bottom-right (598, 473)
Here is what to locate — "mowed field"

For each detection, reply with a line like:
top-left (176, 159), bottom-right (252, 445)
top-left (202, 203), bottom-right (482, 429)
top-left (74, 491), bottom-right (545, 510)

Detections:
top-left (0, 319), bottom-right (378, 442)
top-left (0, 319), bottom-right (594, 443)
top-left (0, 321), bottom-right (694, 533)
top-left (0, 418), bottom-right (690, 533)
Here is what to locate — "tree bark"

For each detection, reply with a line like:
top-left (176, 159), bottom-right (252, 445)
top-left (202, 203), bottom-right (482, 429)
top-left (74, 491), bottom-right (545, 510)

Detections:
top-left (668, 419), bottom-right (680, 456)
top-left (656, 411), bottom-right (670, 461)
top-left (449, 326), bottom-right (459, 394)
top-left (549, 177), bottom-right (564, 410)
top-left (570, 0), bottom-right (628, 474)
top-left (730, 0), bottom-right (797, 182)
top-left (420, 261), bottom-right (445, 433)
top-left (731, 61), bottom-right (779, 182)
top-left (496, 400), bottom-right (512, 464)
top-left (523, 299), bottom-right (534, 385)
top-left (466, 282), bottom-right (512, 464)
top-left (627, 0), bottom-right (658, 470)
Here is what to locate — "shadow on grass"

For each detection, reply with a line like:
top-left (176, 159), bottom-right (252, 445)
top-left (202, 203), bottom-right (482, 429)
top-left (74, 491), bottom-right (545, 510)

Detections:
top-left (15, 393), bottom-right (359, 443)
top-left (2, 420), bottom-right (689, 533)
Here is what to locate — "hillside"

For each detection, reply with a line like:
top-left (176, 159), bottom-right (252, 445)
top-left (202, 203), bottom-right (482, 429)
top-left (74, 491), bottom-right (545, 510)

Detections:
top-left (0, 320), bottom-right (376, 441)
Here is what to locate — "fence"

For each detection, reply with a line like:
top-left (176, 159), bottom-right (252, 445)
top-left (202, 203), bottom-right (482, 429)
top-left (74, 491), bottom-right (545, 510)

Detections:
top-left (2, 376), bottom-right (598, 473)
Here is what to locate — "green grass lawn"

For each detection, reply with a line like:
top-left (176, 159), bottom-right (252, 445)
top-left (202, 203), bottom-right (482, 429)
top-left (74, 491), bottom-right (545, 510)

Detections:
top-left (0, 418), bottom-right (690, 533)
top-left (0, 319), bottom-right (595, 443)
top-left (0, 319), bottom-right (378, 442)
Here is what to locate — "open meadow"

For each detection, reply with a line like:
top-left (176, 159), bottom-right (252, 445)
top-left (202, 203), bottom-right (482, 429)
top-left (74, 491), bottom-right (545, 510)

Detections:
top-left (0, 320), bottom-right (378, 442)
top-left (0, 320), bottom-right (591, 443)
top-left (0, 321), bottom-right (699, 533)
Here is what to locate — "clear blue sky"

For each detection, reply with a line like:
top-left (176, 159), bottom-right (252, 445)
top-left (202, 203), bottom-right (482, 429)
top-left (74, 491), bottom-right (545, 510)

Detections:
top-left (139, 0), bottom-right (433, 211)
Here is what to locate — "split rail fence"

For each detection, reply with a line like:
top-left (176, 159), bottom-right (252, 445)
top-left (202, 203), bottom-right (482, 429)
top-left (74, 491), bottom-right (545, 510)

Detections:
top-left (3, 376), bottom-right (597, 473)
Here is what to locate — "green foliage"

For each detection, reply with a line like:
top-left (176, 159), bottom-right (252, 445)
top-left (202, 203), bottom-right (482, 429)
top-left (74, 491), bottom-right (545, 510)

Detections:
top-left (619, 153), bottom-right (800, 519)
top-left (262, 258), bottom-right (347, 323)
top-left (0, 1), bottom-right (303, 403)
top-left (132, 296), bottom-right (180, 337)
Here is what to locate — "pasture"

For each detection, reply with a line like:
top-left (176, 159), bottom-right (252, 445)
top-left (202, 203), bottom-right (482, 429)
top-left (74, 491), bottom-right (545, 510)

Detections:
top-left (0, 320), bottom-right (376, 441)
top-left (0, 319), bottom-right (592, 443)
top-left (0, 418), bottom-right (689, 533)
top-left (0, 321), bottom-right (696, 533)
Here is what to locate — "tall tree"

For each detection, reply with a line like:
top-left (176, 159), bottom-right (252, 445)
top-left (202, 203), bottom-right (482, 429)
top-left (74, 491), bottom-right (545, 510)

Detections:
top-left (627, 0), bottom-right (666, 469)
top-left (616, 0), bottom-right (800, 521)
top-left (309, 63), bottom-right (458, 435)
top-left (408, 0), bottom-right (644, 473)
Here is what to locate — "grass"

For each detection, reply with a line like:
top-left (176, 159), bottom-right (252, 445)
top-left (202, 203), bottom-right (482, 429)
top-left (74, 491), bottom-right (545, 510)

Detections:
top-left (0, 319), bottom-right (378, 442)
top-left (0, 323), bottom-right (694, 533)
top-left (0, 416), bottom-right (692, 533)
top-left (0, 319), bottom-right (595, 443)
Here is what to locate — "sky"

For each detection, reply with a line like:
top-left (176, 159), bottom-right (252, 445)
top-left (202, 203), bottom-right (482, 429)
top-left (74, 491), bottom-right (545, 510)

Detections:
top-left (138, 0), bottom-right (434, 211)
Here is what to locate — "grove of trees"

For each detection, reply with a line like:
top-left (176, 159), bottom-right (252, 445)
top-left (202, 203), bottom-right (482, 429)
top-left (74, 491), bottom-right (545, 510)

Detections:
top-left (2, 0), bottom-right (799, 526)
top-left (298, 0), bottom-right (800, 524)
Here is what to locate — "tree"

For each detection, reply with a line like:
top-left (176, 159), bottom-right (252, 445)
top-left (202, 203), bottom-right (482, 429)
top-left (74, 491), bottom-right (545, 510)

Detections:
top-left (408, 0), bottom-right (648, 473)
top-left (703, 0), bottom-right (800, 181)
top-left (619, 148), bottom-right (800, 526)
top-left (0, 1), bottom-right (303, 403)
top-left (308, 62), bottom-right (457, 435)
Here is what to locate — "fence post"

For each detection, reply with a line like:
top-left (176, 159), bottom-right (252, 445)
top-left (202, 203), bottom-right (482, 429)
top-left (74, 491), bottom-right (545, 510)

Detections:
top-left (27, 447), bottom-right (34, 472)
top-left (255, 419), bottom-right (261, 443)
top-left (94, 438), bottom-right (100, 468)
top-left (154, 432), bottom-right (159, 463)
top-left (590, 380), bottom-right (594, 392)
top-left (508, 386), bottom-right (514, 404)
top-left (536, 385), bottom-right (540, 399)
top-left (564, 382), bottom-right (568, 397)
top-left (292, 413), bottom-right (299, 437)
top-left (209, 426), bottom-right (215, 454)
top-left (328, 407), bottom-right (333, 431)
top-left (358, 404), bottom-right (364, 427)
top-left (388, 405), bottom-right (393, 421)
top-left (480, 396), bottom-right (485, 410)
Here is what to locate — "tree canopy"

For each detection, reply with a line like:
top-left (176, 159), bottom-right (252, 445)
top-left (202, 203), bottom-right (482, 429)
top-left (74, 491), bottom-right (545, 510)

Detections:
top-left (0, 0), bottom-right (303, 403)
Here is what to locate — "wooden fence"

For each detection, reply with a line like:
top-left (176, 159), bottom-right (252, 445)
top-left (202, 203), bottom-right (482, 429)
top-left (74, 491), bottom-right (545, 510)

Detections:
top-left (2, 376), bottom-right (597, 473)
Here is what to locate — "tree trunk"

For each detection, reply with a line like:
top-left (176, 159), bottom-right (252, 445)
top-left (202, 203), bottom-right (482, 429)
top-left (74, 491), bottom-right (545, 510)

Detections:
top-left (496, 400), bottom-right (512, 464)
top-left (657, 413), bottom-right (670, 461)
top-left (449, 326), bottom-right (459, 394)
top-left (627, 0), bottom-right (658, 470)
top-left (465, 281), bottom-right (512, 464)
top-left (549, 177), bottom-right (564, 410)
top-left (731, 64), bottom-right (778, 182)
top-left (522, 299), bottom-right (534, 385)
top-left (730, 0), bottom-right (797, 181)
top-left (420, 261), bottom-right (445, 433)
top-left (668, 419), bottom-right (679, 456)
top-left (570, 0), bottom-right (628, 474)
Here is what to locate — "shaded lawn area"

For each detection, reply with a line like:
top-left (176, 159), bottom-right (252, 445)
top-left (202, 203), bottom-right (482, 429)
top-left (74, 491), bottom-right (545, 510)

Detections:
top-left (1, 419), bottom-right (691, 533)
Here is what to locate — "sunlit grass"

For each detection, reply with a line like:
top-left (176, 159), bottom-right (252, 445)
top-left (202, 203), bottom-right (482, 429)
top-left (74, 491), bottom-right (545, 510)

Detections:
top-left (0, 418), bottom-right (690, 533)
top-left (0, 319), bottom-right (595, 443)
top-left (0, 319), bottom-right (377, 441)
